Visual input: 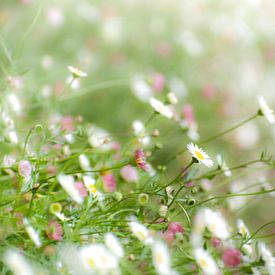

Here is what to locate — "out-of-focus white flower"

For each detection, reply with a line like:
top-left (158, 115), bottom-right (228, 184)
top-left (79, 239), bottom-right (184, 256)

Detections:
top-left (258, 242), bottom-right (275, 275)
top-left (102, 17), bottom-right (122, 44)
top-left (23, 218), bottom-right (41, 248)
top-left (234, 122), bottom-right (259, 150)
top-left (177, 31), bottom-right (203, 56)
top-left (68, 66), bottom-right (87, 78)
top-left (4, 249), bottom-right (34, 275)
top-left (41, 85), bottom-right (52, 98)
top-left (187, 143), bottom-right (214, 167)
top-left (228, 181), bottom-right (248, 211)
top-left (41, 55), bottom-right (54, 69)
top-left (259, 176), bottom-right (275, 196)
top-left (187, 128), bottom-right (200, 141)
top-left (167, 92), bottom-right (178, 105)
top-left (258, 96), bottom-right (275, 124)
top-left (18, 160), bottom-right (32, 181)
top-left (64, 133), bottom-right (75, 144)
top-left (168, 77), bottom-right (187, 98)
top-left (217, 154), bottom-right (232, 177)
top-left (88, 125), bottom-right (112, 151)
top-left (131, 77), bottom-right (153, 102)
top-left (150, 97), bottom-right (173, 119)
top-left (194, 247), bottom-right (219, 275)
top-left (129, 220), bottom-right (153, 245)
top-left (152, 240), bottom-right (174, 275)
top-left (80, 244), bottom-right (120, 273)
top-left (79, 154), bottom-right (91, 171)
top-left (105, 233), bottom-right (124, 259)
top-left (57, 174), bottom-right (83, 204)
top-left (7, 130), bottom-right (18, 144)
top-left (8, 94), bottom-right (22, 115)
top-left (47, 7), bottom-right (64, 27)
top-left (132, 120), bottom-right (151, 146)
top-left (193, 208), bottom-right (229, 241)
top-left (2, 155), bottom-right (16, 175)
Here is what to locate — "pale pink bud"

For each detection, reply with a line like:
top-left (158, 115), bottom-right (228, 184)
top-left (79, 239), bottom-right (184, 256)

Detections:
top-left (75, 181), bottom-right (88, 197)
top-left (222, 248), bottom-right (241, 267)
top-left (202, 84), bottom-right (216, 101)
top-left (167, 222), bottom-right (184, 234)
top-left (120, 165), bottom-right (138, 182)
top-left (102, 173), bottom-right (116, 192)
top-left (18, 160), bottom-right (32, 180)
top-left (183, 104), bottom-right (195, 127)
top-left (152, 73), bottom-right (165, 93)
top-left (46, 221), bottom-right (63, 241)
top-left (135, 149), bottom-right (148, 171)
top-left (60, 116), bottom-right (74, 133)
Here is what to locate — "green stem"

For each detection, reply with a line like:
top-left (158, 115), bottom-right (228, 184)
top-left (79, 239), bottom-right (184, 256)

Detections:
top-left (164, 113), bottom-right (259, 165)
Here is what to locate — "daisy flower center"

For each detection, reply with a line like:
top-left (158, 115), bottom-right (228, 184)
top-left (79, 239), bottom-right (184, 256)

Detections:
top-left (87, 258), bottom-right (95, 268)
top-left (136, 231), bottom-right (146, 240)
top-left (195, 150), bottom-right (205, 160)
top-left (199, 258), bottom-right (209, 268)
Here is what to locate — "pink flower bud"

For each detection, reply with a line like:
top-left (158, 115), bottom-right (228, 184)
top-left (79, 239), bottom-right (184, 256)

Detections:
top-left (168, 222), bottom-right (184, 234)
top-left (202, 84), bottom-right (216, 101)
top-left (60, 116), bottom-right (74, 133)
top-left (152, 73), bottom-right (165, 93)
top-left (135, 149), bottom-right (148, 171)
top-left (75, 181), bottom-right (88, 197)
top-left (211, 237), bottom-right (222, 249)
top-left (120, 165), bottom-right (138, 182)
top-left (46, 221), bottom-right (63, 241)
top-left (183, 104), bottom-right (195, 127)
top-left (222, 248), bottom-right (241, 267)
top-left (18, 160), bottom-right (32, 180)
top-left (102, 172), bottom-right (117, 192)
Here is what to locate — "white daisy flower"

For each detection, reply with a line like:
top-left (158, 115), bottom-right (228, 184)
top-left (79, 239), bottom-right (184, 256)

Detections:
top-left (68, 66), bottom-right (87, 78)
top-left (57, 174), bottom-right (83, 204)
top-left (149, 97), bottom-right (173, 119)
top-left (258, 96), bottom-right (275, 124)
top-left (80, 244), bottom-right (119, 273)
top-left (152, 240), bottom-right (174, 275)
top-left (194, 247), bottom-right (220, 275)
top-left (4, 249), bottom-right (34, 275)
top-left (105, 233), bottom-right (124, 259)
top-left (187, 143), bottom-right (214, 167)
top-left (132, 120), bottom-right (151, 146)
top-left (79, 154), bottom-right (91, 171)
top-left (258, 242), bottom-right (275, 275)
top-left (23, 218), bottom-right (41, 248)
top-left (237, 219), bottom-right (251, 240)
top-left (129, 220), bottom-right (153, 245)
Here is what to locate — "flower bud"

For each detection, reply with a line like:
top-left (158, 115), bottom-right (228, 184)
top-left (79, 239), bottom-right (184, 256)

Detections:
top-left (138, 193), bottom-right (149, 205)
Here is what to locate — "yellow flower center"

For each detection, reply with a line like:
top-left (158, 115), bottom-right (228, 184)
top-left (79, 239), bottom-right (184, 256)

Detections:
top-left (195, 150), bottom-right (205, 160)
top-left (156, 252), bottom-right (164, 264)
top-left (87, 258), bottom-right (95, 268)
top-left (199, 258), bottom-right (209, 268)
top-left (136, 231), bottom-right (146, 240)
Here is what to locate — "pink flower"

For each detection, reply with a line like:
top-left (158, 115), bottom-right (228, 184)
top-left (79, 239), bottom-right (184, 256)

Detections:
top-left (168, 222), bottom-right (184, 234)
top-left (222, 248), bottom-right (241, 267)
top-left (183, 104), bottom-right (196, 128)
top-left (75, 181), bottom-right (88, 197)
top-left (120, 165), bottom-right (138, 182)
top-left (202, 84), bottom-right (216, 101)
top-left (135, 149), bottom-right (148, 171)
top-left (60, 116), bottom-right (74, 133)
top-left (211, 237), bottom-right (222, 249)
top-left (18, 160), bottom-right (32, 180)
top-left (164, 222), bottom-right (184, 244)
top-left (152, 73), bottom-right (165, 93)
top-left (102, 172), bottom-right (116, 192)
top-left (46, 221), bottom-right (63, 241)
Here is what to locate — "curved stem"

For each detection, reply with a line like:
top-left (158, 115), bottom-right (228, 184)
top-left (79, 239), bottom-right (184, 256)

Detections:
top-left (164, 113), bottom-right (259, 165)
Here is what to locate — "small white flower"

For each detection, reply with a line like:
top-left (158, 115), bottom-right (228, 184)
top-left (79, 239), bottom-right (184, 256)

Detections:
top-left (152, 240), bottom-right (173, 275)
top-left (129, 220), bottom-right (153, 245)
top-left (131, 77), bottom-right (153, 102)
top-left (105, 233), bottom-right (124, 258)
top-left (194, 247), bottom-right (219, 275)
top-left (57, 174), bottom-right (83, 204)
top-left (23, 218), bottom-right (41, 248)
top-left (8, 94), bottom-right (22, 115)
top-left (149, 97), bottom-right (173, 119)
top-left (68, 66), bottom-right (87, 78)
top-left (167, 92), bottom-right (178, 105)
top-left (132, 120), bottom-right (151, 146)
top-left (258, 96), bottom-right (275, 124)
top-left (187, 142), bottom-right (214, 167)
top-left (237, 219), bottom-right (251, 240)
top-left (83, 175), bottom-right (98, 196)
top-left (258, 242), bottom-right (275, 275)
top-left (4, 249), bottom-right (34, 275)
top-left (79, 154), bottom-right (91, 171)
top-left (7, 130), bottom-right (18, 144)
top-left (80, 244), bottom-right (119, 272)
